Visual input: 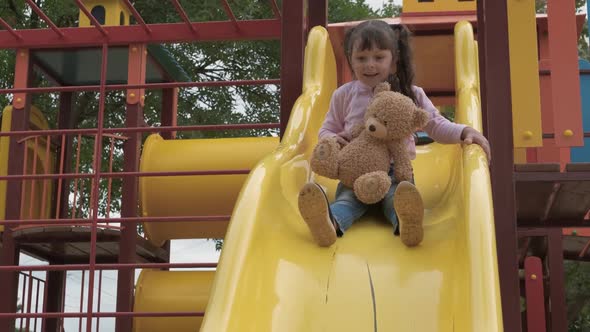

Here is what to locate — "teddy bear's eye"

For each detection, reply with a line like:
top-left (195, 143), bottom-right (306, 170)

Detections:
top-left (383, 121), bottom-right (388, 125)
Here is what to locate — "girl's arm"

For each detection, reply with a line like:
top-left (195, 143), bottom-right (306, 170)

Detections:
top-left (415, 87), bottom-right (466, 144)
top-left (319, 88), bottom-right (350, 146)
top-left (319, 88), bottom-right (345, 139)
top-left (416, 87), bottom-right (491, 161)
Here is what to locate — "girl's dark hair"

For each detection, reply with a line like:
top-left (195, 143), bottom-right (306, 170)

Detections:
top-left (343, 20), bottom-right (416, 103)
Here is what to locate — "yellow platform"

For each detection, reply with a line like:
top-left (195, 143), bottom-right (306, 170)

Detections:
top-left (134, 23), bottom-right (502, 331)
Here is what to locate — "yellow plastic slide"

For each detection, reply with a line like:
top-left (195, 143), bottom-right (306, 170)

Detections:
top-left (134, 22), bottom-right (503, 331)
top-left (200, 22), bottom-right (501, 331)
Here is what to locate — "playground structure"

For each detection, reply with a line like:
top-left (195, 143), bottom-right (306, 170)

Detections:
top-left (0, 0), bottom-right (588, 331)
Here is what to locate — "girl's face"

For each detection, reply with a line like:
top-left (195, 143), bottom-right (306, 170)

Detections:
top-left (350, 41), bottom-right (396, 88)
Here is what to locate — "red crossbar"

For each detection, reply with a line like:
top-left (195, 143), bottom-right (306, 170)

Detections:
top-left (24, 0), bottom-right (64, 37)
top-left (0, 79), bottom-right (281, 94)
top-left (0, 18), bottom-right (22, 40)
top-left (170, 0), bottom-right (198, 33)
top-left (221, 0), bottom-right (239, 29)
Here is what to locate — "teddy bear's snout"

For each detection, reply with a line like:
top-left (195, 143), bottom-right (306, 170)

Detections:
top-left (365, 117), bottom-right (387, 139)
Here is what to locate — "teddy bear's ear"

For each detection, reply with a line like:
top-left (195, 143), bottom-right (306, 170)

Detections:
top-left (373, 82), bottom-right (391, 95)
top-left (413, 107), bottom-right (430, 129)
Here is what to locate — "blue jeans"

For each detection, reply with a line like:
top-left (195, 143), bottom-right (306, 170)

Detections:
top-left (330, 167), bottom-right (410, 236)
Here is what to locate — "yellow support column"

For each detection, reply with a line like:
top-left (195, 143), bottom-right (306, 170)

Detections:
top-left (507, 0), bottom-right (542, 148)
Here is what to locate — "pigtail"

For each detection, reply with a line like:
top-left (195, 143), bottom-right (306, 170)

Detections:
top-left (343, 26), bottom-right (356, 69)
top-left (390, 25), bottom-right (417, 103)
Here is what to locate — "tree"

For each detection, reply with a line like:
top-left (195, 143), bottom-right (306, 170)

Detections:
top-left (564, 260), bottom-right (590, 331)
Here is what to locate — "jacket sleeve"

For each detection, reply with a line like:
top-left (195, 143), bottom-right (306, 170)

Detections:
top-left (416, 87), bottom-right (466, 144)
top-left (318, 87), bottom-right (346, 139)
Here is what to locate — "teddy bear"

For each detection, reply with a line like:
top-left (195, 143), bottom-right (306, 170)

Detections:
top-left (310, 82), bottom-right (430, 204)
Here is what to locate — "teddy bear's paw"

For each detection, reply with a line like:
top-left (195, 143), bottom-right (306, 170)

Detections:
top-left (310, 139), bottom-right (340, 178)
top-left (313, 138), bottom-right (339, 161)
top-left (354, 171), bottom-right (391, 204)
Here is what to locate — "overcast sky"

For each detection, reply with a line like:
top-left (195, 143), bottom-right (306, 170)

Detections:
top-left (367, 0), bottom-right (403, 10)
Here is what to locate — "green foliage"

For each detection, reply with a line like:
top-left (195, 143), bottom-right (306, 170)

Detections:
top-left (327, 0), bottom-right (400, 23)
top-left (565, 260), bottom-right (590, 331)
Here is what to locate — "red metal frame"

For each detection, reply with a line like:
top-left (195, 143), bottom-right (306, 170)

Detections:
top-left (0, 18), bottom-right (22, 40)
top-left (476, 0), bottom-right (523, 330)
top-left (524, 257), bottom-right (546, 332)
top-left (171, 0), bottom-right (198, 34)
top-left (0, 79), bottom-right (281, 94)
top-left (221, 0), bottom-right (239, 29)
top-left (279, 0), bottom-right (305, 136)
top-left (0, 0), bottom-right (300, 329)
top-left (2, 0), bottom-right (581, 330)
top-left (0, 20), bottom-right (281, 48)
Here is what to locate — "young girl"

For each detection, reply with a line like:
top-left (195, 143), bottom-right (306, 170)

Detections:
top-left (297, 20), bottom-right (491, 248)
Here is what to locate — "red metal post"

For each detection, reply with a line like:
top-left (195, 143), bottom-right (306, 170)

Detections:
top-left (55, 92), bottom-right (78, 220)
top-left (524, 256), bottom-right (546, 332)
top-left (44, 270), bottom-right (66, 332)
top-left (546, 229), bottom-right (567, 331)
top-left (86, 44), bottom-right (109, 331)
top-left (279, 0), bottom-right (306, 137)
top-left (476, 0), bottom-right (522, 330)
top-left (115, 43), bottom-right (146, 332)
top-left (79, 270), bottom-right (86, 331)
top-left (161, 88), bottom-right (178, 139)
top-left (308, 0), bottom-right (327, 29)
top-left (476, 1), bottom-right (488, 135)
top-left (97, 270), bottom-right (103, 331)
top-left (0, 49), bottom-right (32, 331)
top-left (44, 92), bottom-right (75, 332)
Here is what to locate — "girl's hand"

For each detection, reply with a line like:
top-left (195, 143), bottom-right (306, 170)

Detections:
top-left (335, 131), bottom-right (351, 147)
top-left (461, 126), bottom-right (492, 162)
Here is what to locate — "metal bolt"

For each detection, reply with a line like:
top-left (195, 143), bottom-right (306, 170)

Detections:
top-left (564, 129), bottom-right (574, 137)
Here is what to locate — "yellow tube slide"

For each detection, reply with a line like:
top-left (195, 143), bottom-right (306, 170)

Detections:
top-left (135, 22), bottom-right (502, 331)
top-left (139, 135), bottom-right (278, 246)
top-left (133, 270), bottom-right (215, 331)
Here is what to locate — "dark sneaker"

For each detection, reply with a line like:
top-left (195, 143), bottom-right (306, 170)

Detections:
top-left (394, 181), bottom-right (424, 247)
